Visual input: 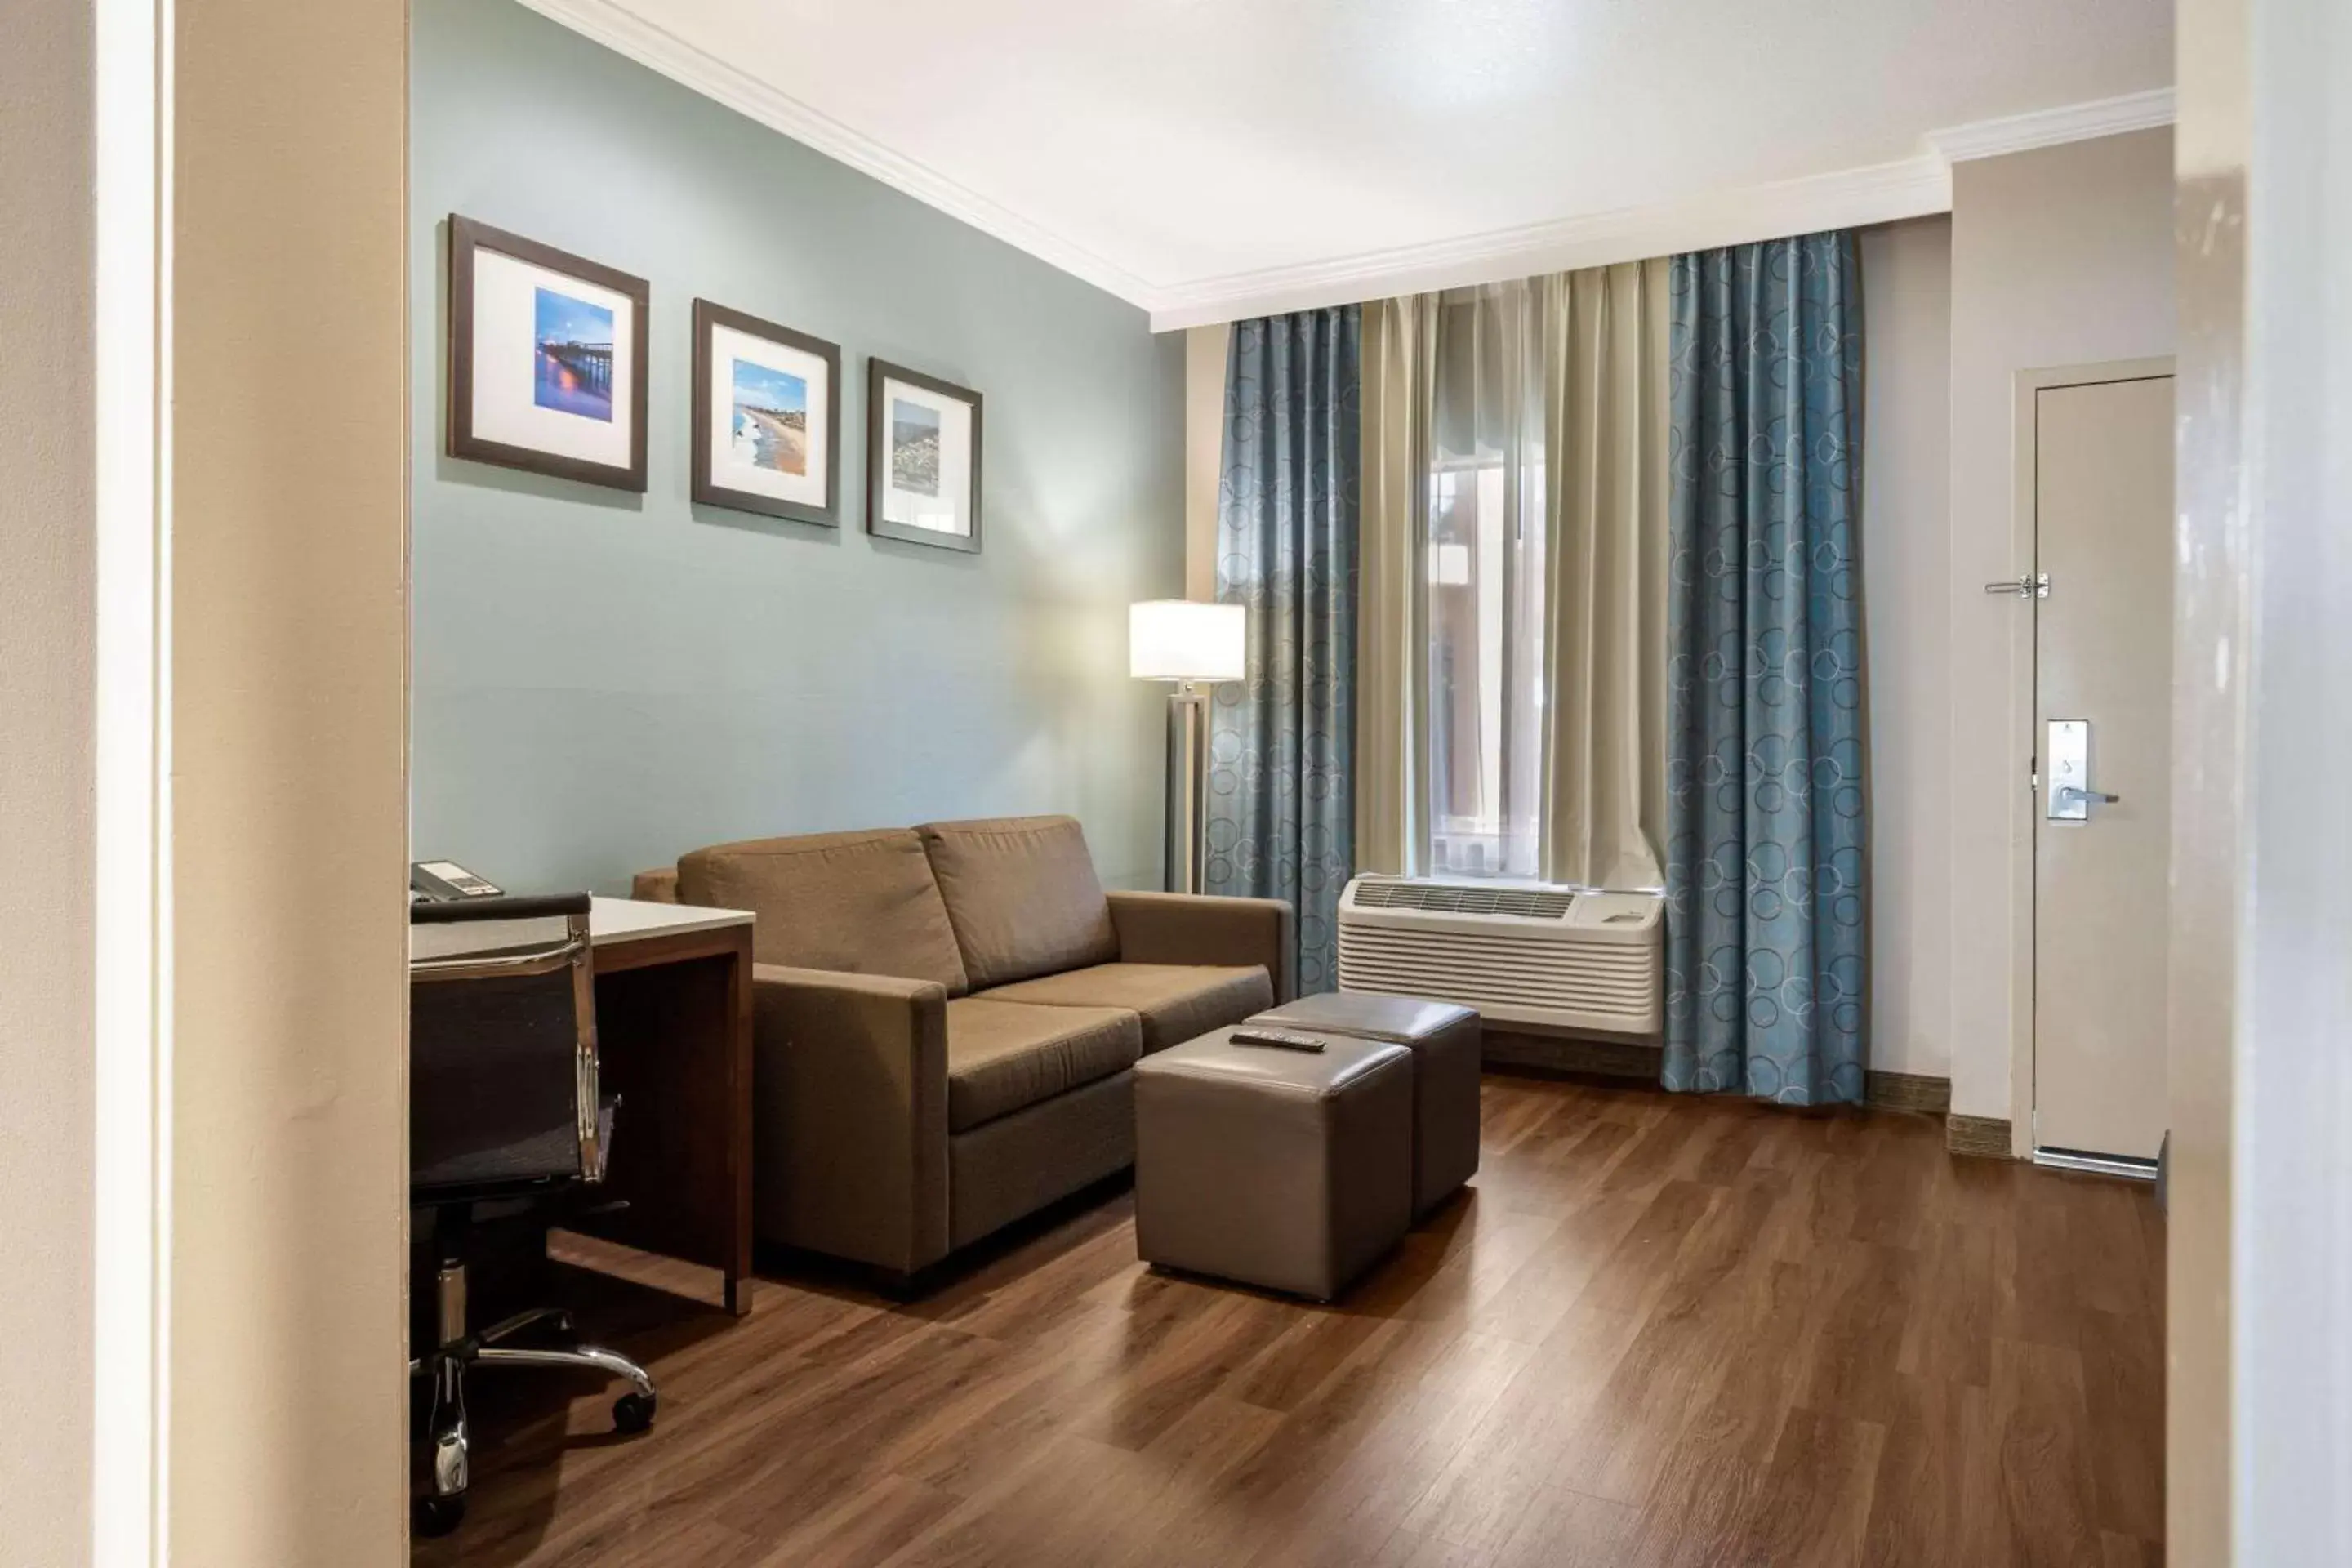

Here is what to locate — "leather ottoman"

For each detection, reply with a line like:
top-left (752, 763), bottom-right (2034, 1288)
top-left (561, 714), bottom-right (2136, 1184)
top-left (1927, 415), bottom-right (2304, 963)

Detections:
top-left (1250, 992), bottom-right (1481, 1218)
top-left (1132, 1027), bottom-right (1414, 1302)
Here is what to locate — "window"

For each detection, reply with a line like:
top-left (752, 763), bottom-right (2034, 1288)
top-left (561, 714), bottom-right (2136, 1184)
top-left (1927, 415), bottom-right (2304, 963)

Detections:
top-left (1424, 287), bottom-right (1546, 877)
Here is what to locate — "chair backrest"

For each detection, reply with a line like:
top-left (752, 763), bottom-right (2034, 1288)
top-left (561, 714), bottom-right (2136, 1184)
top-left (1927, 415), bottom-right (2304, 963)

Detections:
top-left (409, 893), bottom-right (600, 1199)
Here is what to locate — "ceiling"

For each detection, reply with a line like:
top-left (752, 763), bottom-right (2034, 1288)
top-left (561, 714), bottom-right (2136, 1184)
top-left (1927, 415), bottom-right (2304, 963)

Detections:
top-left (528, 0), bottom-right (2175, 327)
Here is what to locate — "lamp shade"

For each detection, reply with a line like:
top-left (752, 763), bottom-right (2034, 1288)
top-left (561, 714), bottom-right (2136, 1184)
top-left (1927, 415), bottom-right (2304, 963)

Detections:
top-left (1129, 600), bottom-right (1245, 682)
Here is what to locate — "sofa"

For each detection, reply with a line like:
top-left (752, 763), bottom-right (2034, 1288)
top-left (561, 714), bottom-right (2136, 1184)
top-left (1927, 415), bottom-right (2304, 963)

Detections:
top-left (635, 815), bottom-right (1294, 1280)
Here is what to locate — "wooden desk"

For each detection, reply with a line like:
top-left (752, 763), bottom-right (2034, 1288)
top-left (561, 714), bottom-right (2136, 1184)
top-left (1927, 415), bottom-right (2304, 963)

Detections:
top-left (581, 897), bottom-right (755, 1315)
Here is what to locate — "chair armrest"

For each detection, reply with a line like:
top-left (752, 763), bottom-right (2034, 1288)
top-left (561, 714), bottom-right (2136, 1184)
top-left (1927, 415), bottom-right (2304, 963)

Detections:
top-left (632, 867), bottom-right (679, 904)
top-left (750, 964), bottom-right (951, 1275)
top-left (1107, 891), bottom-right (1297, 1004)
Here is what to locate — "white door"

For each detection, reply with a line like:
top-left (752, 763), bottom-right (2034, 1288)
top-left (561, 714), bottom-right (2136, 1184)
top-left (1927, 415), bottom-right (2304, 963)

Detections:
top-left (2031, 372), bottom-right (2175, 1164)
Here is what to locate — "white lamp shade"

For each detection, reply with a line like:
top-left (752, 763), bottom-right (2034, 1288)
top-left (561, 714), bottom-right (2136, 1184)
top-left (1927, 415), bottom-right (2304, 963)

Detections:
top-left (1129, 600), bottom-right (1245, 682)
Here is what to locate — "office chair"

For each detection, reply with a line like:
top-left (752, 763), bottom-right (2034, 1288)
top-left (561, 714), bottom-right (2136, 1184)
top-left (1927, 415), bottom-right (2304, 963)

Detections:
top-left (409, 893), bottom-right (657, 1537)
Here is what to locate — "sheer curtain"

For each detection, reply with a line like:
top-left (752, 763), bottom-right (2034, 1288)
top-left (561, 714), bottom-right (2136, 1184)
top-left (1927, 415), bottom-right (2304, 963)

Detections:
top-left (1426, 282), bottom-right (1548, 879)
top-left (1356, 265), bottom-right (1669, 889)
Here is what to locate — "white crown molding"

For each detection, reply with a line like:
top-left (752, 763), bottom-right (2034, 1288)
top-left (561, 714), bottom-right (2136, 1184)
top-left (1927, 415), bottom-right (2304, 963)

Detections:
top-left (1146, 154), bottom-right (1953, 332)
top-left (1927, 87), bottom-right (2176, 164)
top-left (514, 0), bottom-right (1164, 309)
top-left (506, 5), bottom-right (2171, 335)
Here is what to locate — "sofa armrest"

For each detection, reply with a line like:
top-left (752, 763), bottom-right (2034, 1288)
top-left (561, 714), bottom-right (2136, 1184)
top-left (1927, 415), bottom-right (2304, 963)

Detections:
top-left (1107, 890), bottom-right (1297, 1004)
top-left (750, 964), bottom-right (951, 1276)
top-left (632, 867), bottom-right (680, 903)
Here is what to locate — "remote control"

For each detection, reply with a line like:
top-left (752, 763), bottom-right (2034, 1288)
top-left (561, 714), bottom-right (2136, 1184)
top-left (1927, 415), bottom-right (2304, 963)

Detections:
top-left (1229, 1027), bottom-right (1327, 1053)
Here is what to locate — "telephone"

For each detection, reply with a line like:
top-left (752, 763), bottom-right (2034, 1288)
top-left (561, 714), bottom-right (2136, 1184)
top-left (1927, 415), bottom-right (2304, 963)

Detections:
top-left (411, 860), bottom-right (505, 902)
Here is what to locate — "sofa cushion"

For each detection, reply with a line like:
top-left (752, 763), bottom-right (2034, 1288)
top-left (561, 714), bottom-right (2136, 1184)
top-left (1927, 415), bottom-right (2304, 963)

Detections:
top-left (680, 829), bottom-right (969, 993)
top-left (917, 816), bottom-right (1120, 990)
top-left (944, 999), bottom-right (1141, 1133)
top-left (978, 963), bottom-right (1273, 1055)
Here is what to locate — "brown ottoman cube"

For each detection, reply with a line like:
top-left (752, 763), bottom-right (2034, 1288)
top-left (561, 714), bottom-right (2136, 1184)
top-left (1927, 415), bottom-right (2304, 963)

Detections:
top-left (1250, 992), bottom-right (1481, 1218)
top-left (1132, 1027), bottom-right (1414, 1302)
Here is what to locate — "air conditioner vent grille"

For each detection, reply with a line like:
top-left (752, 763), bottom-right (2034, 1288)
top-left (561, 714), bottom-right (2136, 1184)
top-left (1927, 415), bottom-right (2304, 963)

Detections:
top-left (1351, 881), bottom-right (1574, 920)
top-left (1337, 875), bottom-right (1662, 1035)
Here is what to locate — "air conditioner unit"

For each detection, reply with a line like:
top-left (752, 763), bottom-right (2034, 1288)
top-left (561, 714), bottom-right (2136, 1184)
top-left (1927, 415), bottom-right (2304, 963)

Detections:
top-left (1335, 875), bottom-right (1664, 1036)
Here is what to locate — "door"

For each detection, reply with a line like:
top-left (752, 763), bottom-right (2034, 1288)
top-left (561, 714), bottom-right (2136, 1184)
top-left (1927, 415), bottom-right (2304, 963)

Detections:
top-left (2031, 372), bottom-right (2175, 1163)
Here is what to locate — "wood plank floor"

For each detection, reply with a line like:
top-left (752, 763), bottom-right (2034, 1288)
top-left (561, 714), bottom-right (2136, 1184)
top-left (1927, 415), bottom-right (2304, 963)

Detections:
top-left (415, 1073), bottom-right (2165, 1568)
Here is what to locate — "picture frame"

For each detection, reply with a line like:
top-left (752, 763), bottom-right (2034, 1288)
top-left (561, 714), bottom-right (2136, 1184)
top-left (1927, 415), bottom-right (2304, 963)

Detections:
top-left (691, 300), bottom-right (842, 526)
top-left (447, 215), bottom-right (650, 492)
top-left (866, 358), bottom-right (982, 554)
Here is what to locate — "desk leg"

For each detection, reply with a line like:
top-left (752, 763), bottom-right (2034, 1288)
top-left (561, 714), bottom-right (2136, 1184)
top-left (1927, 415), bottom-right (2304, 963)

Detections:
top-left (721, 937), bottom-right (752, 1316)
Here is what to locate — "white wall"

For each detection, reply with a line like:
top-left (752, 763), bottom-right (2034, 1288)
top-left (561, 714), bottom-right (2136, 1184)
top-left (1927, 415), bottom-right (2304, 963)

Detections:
top-left (1945, 129), bottom-right (2177, 1122)
top-left (1858, 216), bottom-right (1954, 1082)
top-left (0, 1), bottom-right (96, 1561)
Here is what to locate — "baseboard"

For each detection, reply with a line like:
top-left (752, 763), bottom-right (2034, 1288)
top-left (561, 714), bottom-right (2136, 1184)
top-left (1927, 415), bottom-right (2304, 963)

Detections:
top-left (1946, 1114), bottom-right (2015, 1159)
top-left (1864, 1070), bottom-right (1952, 1116)
top-left (1481, 1028), bottom-right (1661, 1081)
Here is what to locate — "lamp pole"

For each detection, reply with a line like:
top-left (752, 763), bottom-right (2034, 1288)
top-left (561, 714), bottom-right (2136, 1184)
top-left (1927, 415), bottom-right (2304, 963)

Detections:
top-left (1165, 679), bottom-right (1210, 893)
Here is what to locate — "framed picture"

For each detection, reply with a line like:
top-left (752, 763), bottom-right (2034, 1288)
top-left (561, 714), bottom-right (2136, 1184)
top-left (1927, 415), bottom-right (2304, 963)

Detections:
top-left (447, 215), bottom-right (649, 492)
top-left (866, 359), bottom-right (982, 553)
top-left (691, 301), bottom-right (840, 525)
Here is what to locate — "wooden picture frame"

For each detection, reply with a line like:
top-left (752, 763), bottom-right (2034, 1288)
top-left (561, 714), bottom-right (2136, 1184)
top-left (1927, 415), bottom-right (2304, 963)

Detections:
top-left (448, 215), bottom-right (650, 492)
top-left (866, 358), bottom-right (983, 554)
top-left (690, 300), bottom-right (842, 526)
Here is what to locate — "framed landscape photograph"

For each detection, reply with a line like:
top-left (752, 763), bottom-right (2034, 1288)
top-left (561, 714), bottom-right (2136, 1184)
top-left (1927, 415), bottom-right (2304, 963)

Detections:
top-left (691, 301), bottom-right (840, 525)
top-left (866, 359), bottom-right (982, 553)
top-left (447, 215), bottom-right (649, 492)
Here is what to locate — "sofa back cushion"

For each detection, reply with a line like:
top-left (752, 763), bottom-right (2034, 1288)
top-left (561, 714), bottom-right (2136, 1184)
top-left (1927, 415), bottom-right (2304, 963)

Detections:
top-left (917, 816), bottom-right (1120, 990)
top-left (679, 828), bottom-right (969, 993)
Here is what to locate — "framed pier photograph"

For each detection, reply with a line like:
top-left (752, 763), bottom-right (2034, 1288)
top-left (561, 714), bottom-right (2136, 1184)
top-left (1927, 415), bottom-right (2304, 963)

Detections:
top-left (447, 215), bottom-right (649, 492)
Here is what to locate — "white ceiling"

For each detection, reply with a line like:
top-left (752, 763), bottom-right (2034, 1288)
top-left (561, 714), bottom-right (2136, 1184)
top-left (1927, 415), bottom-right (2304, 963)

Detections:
top-left (529, 0), bottom-right (2175, 327)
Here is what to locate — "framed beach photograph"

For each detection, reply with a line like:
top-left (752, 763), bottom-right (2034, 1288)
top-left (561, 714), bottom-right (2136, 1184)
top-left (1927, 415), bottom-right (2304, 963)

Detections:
top-left (447, 215), bottom-right (649, 492)
top-left (866, 359), bottom-right (982, 553)
top-left (691, 301), bottom-right (840, 525)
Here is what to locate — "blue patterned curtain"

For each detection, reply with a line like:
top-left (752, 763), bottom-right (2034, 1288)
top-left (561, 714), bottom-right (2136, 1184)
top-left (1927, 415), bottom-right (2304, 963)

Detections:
top-left (1663, 233), bottom-right (1867, 1105)
top-left (1206, 308), bottom-right (1361, 993)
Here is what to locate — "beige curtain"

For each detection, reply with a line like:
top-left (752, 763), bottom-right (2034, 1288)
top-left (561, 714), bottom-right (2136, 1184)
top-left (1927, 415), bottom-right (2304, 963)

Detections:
top-left (1352, 262), bottom-right (1670, 889)
top-left (1355, 295), bottom-right (1436, 876)
top-left (1539, 260), bottom-right (1670, 889)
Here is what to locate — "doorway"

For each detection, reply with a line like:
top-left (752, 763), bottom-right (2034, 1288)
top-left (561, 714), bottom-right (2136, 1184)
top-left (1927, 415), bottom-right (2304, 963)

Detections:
top-left (2015, 362), bottom-right (2176, 1169)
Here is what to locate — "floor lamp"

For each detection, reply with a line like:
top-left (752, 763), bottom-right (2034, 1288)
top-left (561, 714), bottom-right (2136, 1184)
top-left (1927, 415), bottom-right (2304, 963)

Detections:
top-left (1130, 600), bottom-right (1245, 894)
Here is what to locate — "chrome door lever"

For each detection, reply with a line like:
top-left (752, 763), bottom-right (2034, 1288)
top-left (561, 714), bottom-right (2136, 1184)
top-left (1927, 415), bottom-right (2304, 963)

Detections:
top-left (1986, 572), bottom-right (2051, 599)
top-left (2045, 719), bottom-right (2118, 822)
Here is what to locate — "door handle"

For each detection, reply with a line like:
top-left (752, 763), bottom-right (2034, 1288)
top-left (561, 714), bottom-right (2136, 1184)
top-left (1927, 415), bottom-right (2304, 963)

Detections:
top-left (2045, 719), bottom-right (2114, 822)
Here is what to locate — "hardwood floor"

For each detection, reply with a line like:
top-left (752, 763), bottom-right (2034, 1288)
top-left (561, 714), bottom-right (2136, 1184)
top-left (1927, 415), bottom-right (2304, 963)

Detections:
top-left (415, 1073), bottom-right (2165, 1568)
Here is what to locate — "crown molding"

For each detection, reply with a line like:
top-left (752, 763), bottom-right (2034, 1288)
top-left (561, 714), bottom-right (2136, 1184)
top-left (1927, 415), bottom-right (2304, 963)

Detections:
top-left (1927, 87), bottom-right (2176, 164)
top-left (506, 6), bottom-right (2169, 336)
top-left (514, 0), bottom-right (1164, 309)
top-left (1146, 154), bottom-right (1953, 332)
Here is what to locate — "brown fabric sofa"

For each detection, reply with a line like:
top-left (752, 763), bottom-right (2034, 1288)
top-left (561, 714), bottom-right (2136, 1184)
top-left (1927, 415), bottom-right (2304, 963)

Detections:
top-left (635, 815), bottom-right (1294, 1278)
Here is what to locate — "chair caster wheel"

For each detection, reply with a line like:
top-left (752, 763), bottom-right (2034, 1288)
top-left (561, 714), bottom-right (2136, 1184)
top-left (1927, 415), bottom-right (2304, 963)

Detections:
top-left (414, 1492), bottom-right (467, 1537)
top-left (613, 1392), bottom-right (657, 1434)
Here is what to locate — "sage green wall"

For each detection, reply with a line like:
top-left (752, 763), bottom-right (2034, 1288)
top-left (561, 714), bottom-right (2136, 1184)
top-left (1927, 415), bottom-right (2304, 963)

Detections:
top-left (410, 0), bottom-right (1184, 893)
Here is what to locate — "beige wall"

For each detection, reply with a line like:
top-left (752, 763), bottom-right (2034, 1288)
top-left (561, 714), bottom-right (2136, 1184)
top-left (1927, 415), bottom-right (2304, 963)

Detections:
top-left (0, 1), bottom-right (96, 1561)
top-left (1856, 216), bottom-right (1956, 1082)
top-left (1944, 129), bottom-right (2177, 1122)
top-left (1185, 323), bottom-right (1228, 599)
top-left (168, 0), bottom-right (412, 1558)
